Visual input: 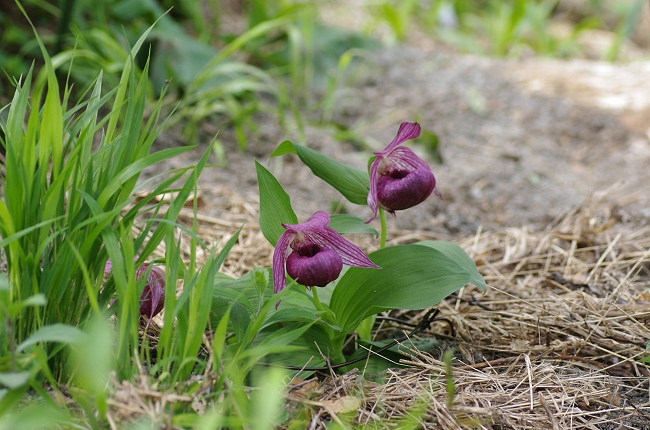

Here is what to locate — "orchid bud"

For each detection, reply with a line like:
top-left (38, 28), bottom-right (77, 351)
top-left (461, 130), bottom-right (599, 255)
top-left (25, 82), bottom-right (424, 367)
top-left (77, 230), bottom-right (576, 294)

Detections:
top-left (135, 264), bottom-right (165, 319)
top-left (104, 259), bottom-right (165, 321)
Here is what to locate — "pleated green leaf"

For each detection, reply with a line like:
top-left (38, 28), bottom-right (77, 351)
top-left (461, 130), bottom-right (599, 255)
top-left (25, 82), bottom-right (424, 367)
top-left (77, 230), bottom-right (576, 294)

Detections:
top-left (330, 243), bottom-right (485, 334)
top-left (329, 214), bottom-right (379, 237)
top-left (255, 160), bottom-right (298, 246)
top-left (270, 140), bottom-right (369, 205)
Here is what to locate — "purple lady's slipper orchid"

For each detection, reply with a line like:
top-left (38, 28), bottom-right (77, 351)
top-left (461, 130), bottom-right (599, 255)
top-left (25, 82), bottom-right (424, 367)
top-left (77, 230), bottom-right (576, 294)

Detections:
top-left (367, 121), bottom-right (441, 223)
top-left (273, 211), bottom-right (379, 296)
top-left (104, 259), bottom-right (165, 321)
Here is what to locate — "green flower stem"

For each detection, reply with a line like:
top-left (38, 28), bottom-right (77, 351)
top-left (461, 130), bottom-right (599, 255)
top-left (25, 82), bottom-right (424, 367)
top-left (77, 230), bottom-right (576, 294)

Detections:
top-left (311, 287), bottom-right (325, 313)
top-left (357, 209), bottom-right (387, 341)
top-left (379, 207), bottom-right (387, 249)
top-left (356, 315), bottom-right (374, 341)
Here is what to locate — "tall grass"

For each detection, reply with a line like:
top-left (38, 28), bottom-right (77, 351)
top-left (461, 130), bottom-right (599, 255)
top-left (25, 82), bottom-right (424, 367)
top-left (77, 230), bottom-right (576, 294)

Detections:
top-left (0, 9), bottom-right (251, 424)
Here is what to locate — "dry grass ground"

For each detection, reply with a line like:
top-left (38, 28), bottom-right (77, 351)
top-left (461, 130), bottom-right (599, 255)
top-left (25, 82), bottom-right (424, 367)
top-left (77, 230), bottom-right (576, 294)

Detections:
top-left (281, 192), bottom-right (650, 429)
top-left (111, 186), bottom-right (650, 429)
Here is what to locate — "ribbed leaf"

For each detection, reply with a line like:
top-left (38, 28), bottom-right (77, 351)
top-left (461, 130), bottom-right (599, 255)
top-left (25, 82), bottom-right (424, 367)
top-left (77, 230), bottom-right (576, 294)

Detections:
top-left (255, 160), bottom-right (298, 246)
top-left (329, 214), bottom-right (379, 237)
top-left (330, 243), bottom-right (485, 333)
top-left (0, 372), bottom-right (30, 389)
top-left (270, 140), bottom-right (369, 205)
top-left (416, 241), bottom-right (486, 291)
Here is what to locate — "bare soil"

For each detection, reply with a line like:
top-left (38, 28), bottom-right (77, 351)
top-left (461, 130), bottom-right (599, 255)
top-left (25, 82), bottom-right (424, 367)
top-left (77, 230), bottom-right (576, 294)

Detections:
top-left (153, 45), bottom-right (650, 237)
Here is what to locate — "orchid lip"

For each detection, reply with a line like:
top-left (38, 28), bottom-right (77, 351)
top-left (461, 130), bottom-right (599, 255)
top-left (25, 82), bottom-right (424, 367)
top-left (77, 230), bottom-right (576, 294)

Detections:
top-left (286, 246), bottom-right (343, 287)
top-left (377, 167), bottom-right (436, 211)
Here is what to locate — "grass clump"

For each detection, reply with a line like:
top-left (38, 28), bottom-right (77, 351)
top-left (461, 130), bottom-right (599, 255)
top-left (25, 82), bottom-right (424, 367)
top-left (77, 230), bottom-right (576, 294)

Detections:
top-left (0, 14), bottom-right (246, 427)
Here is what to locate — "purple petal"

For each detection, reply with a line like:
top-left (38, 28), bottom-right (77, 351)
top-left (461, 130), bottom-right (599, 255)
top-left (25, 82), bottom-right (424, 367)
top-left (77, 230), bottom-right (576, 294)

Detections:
top-left (303, 225), bottom-right (379, 269)
top-left (282, 210), bottom-right (330, 232)
top-left (366, 158), bottom-right (381, 223)
top-left (104, 259), bottom-right (113, 275)
top-left (104, 256), bottom-right (140, 275)
top-left (272, 230), bottom-right (295, 294)
top-left (385, 146), bottom-right (431, 171)
top-left (379, 122), bottom-right (421, 155)
top-left (137, 265), bottom-right (165, 319)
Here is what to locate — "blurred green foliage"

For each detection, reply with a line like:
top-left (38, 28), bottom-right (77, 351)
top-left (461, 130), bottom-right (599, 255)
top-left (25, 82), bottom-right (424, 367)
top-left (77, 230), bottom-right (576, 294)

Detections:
top-left (371, 0), bottom-right (645, 59)
top-left (0, 0), bottom-right (380, 149)
top-left (1, 0), bottom-right (643, 151)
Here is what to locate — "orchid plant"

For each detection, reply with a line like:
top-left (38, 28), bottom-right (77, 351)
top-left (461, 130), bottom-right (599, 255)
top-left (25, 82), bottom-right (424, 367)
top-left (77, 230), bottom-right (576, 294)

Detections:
top-left (211, 122), bottom-right (485, 373)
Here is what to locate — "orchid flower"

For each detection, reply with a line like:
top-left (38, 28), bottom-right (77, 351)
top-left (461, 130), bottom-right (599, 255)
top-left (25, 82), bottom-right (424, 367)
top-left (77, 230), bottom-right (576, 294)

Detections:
top-left (367, 121), bottom-right (440, 223)
top-left (272, 211), bottom-right (380, 296)
top-left (105, 259), bottom-right (165, 321)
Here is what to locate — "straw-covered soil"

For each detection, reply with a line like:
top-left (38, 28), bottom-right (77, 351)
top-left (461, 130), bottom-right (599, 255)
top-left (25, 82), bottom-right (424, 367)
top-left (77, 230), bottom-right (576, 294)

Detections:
top-left (290, 192), bottom-right (650, 429)
top-left (107, 185), bottom-right (650, 429)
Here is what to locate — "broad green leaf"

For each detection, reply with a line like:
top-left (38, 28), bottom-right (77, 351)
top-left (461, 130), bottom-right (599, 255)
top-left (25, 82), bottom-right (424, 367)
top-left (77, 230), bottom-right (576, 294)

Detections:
top-left (261, 308), bottom-right (319, 329)
top-left (0, 401), bottom-right (73, 430)
top-left (211, 273), bottom-right (320, 331)
top-left (229, 302), bottom-right (252, 341)
top-left (329, 214), bottom-right (378, 237)
top-left (250, 367), bottom-right (287, 430)
top-left (330, 244), bottom-right (483, 334)
top-left (149, 30), bottom-right (218, 89)
top-left (270, 140), bottom-right (369, 205)
top-left (73, 315), bottom-right (114, 418)
top-left (416, 241), bottom-right (486, 291)
top-left (255, 160), bottom-right (298, 246)
top-left (213, 279), bottom-right (257, 313)
top-left (10, 294), bottom-right (47, 315)
top-left (258, 321), bottom-right (316, 348)
top-left (16, 324), bottom-right (88, 353)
